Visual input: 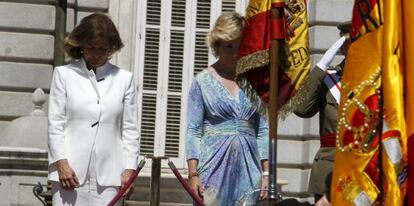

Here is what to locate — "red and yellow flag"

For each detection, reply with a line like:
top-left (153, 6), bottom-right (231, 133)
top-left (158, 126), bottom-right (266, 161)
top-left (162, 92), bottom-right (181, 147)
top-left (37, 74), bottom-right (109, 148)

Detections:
top-left (331, 0), bottom-right (413, 205)
top-left (236, 0), bottom-right (310, 115)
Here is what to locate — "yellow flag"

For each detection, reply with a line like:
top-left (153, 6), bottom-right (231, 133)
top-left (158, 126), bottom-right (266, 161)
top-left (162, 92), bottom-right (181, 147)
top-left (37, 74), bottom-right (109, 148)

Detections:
top-left (331, 0), bottom-right (410, 205)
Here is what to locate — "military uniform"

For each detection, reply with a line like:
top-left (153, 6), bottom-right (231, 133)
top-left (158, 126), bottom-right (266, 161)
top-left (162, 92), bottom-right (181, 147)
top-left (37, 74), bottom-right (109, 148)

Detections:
top-left (294, 60), bottom-right (344, 197)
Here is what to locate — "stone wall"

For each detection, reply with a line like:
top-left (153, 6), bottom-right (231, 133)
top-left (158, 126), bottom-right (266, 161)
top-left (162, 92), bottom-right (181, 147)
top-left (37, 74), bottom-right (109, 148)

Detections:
top-left (0, 0), bottom-right (108, 132)
top-left (0, 148), bottom-right (48, 206)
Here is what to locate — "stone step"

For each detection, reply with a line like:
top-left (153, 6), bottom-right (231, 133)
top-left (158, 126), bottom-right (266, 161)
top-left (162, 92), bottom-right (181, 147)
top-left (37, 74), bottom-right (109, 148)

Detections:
top-left (124, 200), bottom-right (192, 206)
top-left (127, 176), bottom-right (193, 204)
top-left (125, 199), bottom-right (271, 206)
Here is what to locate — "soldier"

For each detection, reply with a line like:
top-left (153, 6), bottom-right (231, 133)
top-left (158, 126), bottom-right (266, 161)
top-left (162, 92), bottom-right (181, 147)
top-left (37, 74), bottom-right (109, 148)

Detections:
top-left (294, 21), bottom-right (351, 203)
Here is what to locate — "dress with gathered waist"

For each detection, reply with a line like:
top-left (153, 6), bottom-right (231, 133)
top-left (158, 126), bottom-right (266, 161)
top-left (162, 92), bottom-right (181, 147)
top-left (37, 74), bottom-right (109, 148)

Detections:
top-left (186, 70), bottom-right (269, 205)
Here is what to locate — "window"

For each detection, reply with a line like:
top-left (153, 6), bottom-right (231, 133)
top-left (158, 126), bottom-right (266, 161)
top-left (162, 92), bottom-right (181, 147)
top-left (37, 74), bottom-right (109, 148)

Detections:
top-left (134, 0), bottom-right (241, 168)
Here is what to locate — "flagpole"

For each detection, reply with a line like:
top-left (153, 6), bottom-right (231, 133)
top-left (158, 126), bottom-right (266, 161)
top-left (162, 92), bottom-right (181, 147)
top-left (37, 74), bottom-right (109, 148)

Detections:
top-left (268, 5), bottom-right (284, 205)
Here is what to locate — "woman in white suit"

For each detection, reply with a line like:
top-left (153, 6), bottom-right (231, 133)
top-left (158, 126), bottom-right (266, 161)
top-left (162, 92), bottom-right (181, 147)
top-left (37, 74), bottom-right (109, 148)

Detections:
top-left (48, 13), bottom-right (140, 205)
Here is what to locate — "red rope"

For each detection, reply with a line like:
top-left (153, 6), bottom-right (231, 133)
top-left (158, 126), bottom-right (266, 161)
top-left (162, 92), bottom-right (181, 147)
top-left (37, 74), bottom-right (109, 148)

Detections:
top-left (168, 161), bottom-right (205, 206)
top-left (107, 160), bottom-right (146, 206)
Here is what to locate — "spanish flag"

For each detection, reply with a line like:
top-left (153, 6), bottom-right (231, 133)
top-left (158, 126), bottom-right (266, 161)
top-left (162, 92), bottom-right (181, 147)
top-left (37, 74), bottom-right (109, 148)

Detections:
top-left (331, 0), bottom-right (413, 205)
top-left (236, 0), bottom-right (310, 116)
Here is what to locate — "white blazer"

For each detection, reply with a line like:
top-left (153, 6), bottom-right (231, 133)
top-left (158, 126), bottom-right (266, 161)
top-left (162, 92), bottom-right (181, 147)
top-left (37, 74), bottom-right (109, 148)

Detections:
top-left (48, 58), bottom-right (140, 186)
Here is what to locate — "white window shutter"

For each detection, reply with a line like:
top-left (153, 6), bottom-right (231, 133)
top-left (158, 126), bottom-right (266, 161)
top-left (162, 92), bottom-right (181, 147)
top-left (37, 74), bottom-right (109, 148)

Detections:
top-left (196, 0), bottom-right (211, 29)
top-left (165, 95), bottom-right (182, 157)
top-left (165, 0), bottom-right (187, 157)
top-left (222, 0), bottom-right (236, 12)
top-left (194, 0), bottom-right (211, 75)
top-left (147, 1), bottom-right (162, 25)
top-left (140, 93), bottom-right (157, 155)
top-left (139, 0), bottom-right (162, 156)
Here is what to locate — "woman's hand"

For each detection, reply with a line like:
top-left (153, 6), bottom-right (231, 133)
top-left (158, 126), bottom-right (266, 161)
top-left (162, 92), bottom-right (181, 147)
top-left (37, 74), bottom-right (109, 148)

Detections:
top-left (259, 174), bottom-right (269, 200)
top-left (188, 175), bottom-right (204, 199)
top-left (57, 159), bottom-right (79, 189)
top-left (121, 169), bottom-right (135, 197)
top-left (259, 160), bottom-right (269, 201)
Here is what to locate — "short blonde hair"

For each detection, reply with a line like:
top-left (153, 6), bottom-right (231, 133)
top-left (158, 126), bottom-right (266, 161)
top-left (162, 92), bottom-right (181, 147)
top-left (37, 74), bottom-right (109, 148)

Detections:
top-left (206, 12), bottom-right (245, 57)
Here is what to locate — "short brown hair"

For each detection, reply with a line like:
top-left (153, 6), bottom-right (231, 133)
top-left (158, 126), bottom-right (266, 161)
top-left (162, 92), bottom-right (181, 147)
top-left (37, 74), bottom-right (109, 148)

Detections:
top-left (206, 12), bottom-right (245, 57)
top-left (64, 13), bottom-right (124, 59)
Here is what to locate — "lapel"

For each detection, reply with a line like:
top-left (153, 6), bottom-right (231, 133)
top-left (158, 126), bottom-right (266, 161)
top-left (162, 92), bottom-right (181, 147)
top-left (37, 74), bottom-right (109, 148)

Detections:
top-left (78, 58), bottom-right (112, 103)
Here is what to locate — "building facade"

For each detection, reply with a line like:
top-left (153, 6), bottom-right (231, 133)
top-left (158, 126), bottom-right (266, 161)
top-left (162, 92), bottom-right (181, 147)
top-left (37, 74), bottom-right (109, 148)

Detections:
top-left (0, 0), bottom-right (353, 204)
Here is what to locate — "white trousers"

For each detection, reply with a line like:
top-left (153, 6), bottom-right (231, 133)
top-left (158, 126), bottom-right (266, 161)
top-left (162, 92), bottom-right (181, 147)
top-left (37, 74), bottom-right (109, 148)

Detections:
top-left (52, 152), bottom-right (122, 206)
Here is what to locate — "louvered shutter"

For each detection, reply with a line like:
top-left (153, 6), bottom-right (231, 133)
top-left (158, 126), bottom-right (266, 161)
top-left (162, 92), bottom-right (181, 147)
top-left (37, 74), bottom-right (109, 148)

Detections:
top-left (193, 0), bottom-right (211, 75)
top-left (221, 0), bottom-right (236, 12)
top-left (165, 0), bottom-right (187, 157)
top-left (133, 0), bottom-right (247, 168)
top-left (140, 0), bottom-right (162, 156)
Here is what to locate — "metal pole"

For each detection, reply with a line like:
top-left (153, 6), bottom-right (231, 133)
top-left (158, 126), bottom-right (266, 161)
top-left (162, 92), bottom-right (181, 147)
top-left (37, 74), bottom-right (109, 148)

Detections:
top-left (150, 157), bottom-right (162, 206)
top-left (54, 0), bottom-right (67, 67)
top-left (268, 6), bottom-right (284, 205)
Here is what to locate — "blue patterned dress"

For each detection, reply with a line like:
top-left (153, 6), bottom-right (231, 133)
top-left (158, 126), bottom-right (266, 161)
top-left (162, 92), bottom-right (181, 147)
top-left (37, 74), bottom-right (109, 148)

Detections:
top-left (186, 70), bottom-right (269, 206)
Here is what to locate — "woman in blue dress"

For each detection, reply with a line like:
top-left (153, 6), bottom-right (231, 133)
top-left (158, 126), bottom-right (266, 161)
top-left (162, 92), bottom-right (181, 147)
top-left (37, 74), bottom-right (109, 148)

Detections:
top-left (186, 12), bottom-right (269, 206)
